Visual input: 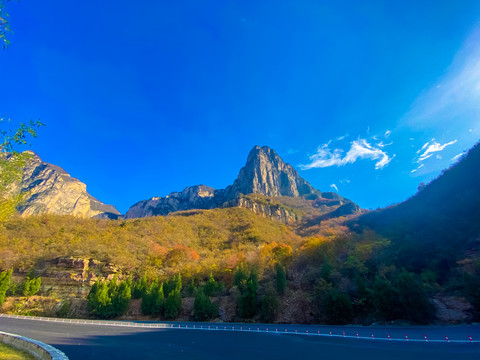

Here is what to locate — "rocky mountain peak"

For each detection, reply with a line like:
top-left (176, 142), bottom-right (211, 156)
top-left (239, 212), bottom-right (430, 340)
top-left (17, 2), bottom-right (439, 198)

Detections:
top-left (4, 151), bottom-right (121, 219)
top-left (224, 145), bottom-right (320, 199)
top-left (125, 145), bottom-right (360, 220)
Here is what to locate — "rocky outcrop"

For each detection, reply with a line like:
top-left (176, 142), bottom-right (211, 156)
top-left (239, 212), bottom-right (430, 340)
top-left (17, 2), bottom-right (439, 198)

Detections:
top-left (327, 202), bottom-right (362, 218)
top-left (125, 185), bottom-right (223, 218)
top-left (223, 146), bottom-right (320, 199)
top-left (125, 145), bottom-right (358, 221)
top-left (6, 152), bottom-right (120, 219)
top-left (225, 196), bottom-right (299, 223)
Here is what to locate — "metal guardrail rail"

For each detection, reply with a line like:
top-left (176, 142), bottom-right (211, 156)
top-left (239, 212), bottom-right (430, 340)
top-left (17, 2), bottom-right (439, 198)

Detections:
top-left (1, 313), bottom-right (478, 344)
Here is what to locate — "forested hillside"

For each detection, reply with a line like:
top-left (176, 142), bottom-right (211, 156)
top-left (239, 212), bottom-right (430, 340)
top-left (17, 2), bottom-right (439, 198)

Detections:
top-left (354, 142), bottom-right (480, 271)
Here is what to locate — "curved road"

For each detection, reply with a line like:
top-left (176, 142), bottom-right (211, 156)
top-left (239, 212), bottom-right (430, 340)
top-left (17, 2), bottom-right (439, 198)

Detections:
top-left (0, 316), bottom-right (479, 360)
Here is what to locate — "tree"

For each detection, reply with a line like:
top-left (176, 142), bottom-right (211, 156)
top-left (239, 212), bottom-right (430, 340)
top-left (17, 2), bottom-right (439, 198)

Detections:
top-left (0, 0), bottom-right (12, 49)
top-left (21, 276), bottom-right (41, 296)
top-left (396, 270), bottom-right (434, 324)
top-left (261, 287), bottom-right (279, 322)
top-left (194, 288), bottom-right (218, 321)
top-left (1, 119), bottom-right (44, 153)
top-left (275, 264), bottom-right (286, 295)
top-left (238, 274), bottom-right (258, 319)
top-left (87, 281), bottom-right (113, 318)
top-left (87, 278), bottom-right (132, 318)
top-left (372, 276), bottom-right (397, 321)
top-left (112, 280), bottom-right (131, 316)
top-left (164, 274), bottom-right (182, 295)
top-left (132, 275), bottom-right (147, 299)
top-left (322, 288), bottom-right (353, 325)
top-left (0, 119), bottom-right (44, 221)
top-left (141, 278), bottom-right (164, 316)
top-left (204, 273), bottom-right (219, 296)
top-left (186, 278), bottom-right (196, 296)
top-left (234, 265), bottom-right (248, 293)
top-left (164, 289), bottom-right (182, 319)
top-left (0, 268), bottom-right (12, 305)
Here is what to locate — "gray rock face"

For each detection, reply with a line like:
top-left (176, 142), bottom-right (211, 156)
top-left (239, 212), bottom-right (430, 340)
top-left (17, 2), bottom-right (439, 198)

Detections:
top-left (224, 196), bottom-right (299, 223)
top-left (8, 152), bottom-right (120, 219)
top-left (223, 146), bottom-right (320, 199)
top-left (126, 185), bottom-right (222, 218)
top-left (125, 145), bottom-right (353, 220)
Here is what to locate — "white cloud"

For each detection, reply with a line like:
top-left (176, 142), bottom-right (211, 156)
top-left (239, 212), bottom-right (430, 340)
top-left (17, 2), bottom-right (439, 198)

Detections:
top-left (451, 152), bottom-right (466, 162)
top-left (410, 139), bottom-right (458, 173)
top-left (300, 139), bottom-right (394, 170)
top-left (376, 141), bottom-right (393, 148)
top-left (411, 164), bottom-right (424, 173)
top-left (416, 139), bottom-right (457, 162)
top-left (330, 184), bottom-right (339, 192)
top-left (384, 130), bottom-right (391, 138)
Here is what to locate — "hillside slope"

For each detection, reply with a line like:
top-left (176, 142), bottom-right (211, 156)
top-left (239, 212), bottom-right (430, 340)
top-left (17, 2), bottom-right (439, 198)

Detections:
top-left (353, 141), bottom-right (480, 268)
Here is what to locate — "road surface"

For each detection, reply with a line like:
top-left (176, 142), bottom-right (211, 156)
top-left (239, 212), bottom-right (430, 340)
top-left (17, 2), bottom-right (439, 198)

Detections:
top-left (0, 316), bottom-right (479, 360)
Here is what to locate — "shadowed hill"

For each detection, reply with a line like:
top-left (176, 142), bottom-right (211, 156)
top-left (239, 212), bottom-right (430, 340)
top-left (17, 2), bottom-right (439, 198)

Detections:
top-left (353, 141), bottom-right (480, 269)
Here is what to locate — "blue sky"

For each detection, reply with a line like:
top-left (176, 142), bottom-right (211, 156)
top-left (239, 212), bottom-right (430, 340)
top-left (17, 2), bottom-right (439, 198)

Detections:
top-left (1, 1), bottom-right (480, 213)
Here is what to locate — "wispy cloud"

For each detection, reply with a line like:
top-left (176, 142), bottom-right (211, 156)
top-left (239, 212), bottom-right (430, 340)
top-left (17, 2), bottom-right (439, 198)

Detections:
top-left (451, 152), bottom-right (466, 162)
top-left (300, 139), bottom-right (395, 170)
top-left (411, 164), bottom-right (424, 173)
top-left (416, 139), bottom-right (457, 163)
top-left (287, 148), bottom-right (299, 155)
top-left (384, 130), bottom-right (391, 138)
top-left (330, 184), bottom-right (339, 192)
top-left (376, 141), bottom-right (393, 148)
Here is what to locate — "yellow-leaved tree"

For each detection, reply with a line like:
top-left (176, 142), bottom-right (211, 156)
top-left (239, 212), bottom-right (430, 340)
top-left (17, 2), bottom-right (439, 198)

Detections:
top-left (0, 119), bottom-right (44, 220)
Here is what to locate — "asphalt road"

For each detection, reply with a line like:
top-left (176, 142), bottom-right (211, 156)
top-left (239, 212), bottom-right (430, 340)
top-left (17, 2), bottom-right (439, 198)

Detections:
top-left (1, 316), bottom-right (479, 360)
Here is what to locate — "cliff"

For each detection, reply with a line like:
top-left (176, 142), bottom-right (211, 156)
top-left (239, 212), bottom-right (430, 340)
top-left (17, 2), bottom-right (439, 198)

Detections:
top-left (4, 152), bottom-right (121, 219)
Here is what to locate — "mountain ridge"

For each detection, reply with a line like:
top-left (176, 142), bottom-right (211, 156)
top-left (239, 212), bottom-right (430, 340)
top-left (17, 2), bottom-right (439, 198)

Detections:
top-left (125, 145), bottom-right (358, 220)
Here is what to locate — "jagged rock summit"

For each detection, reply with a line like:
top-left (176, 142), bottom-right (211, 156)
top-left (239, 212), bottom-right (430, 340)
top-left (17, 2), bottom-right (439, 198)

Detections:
top-left (7, 151), bottom-right (121, 219)
top-left (223, 146), bottom-right (320, 199)
top-left (125, 145), bottom-right (358, 221)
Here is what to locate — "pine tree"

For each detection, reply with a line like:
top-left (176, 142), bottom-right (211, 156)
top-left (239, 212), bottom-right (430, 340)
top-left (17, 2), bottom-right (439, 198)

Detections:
top-left (22, 276), bottom-right (41, 296)
top-left (204, 273), bottom-right (218, 296)
top-left (261, 288), bottom-right (279, 322)
top-left (275, 264), bottom-right (287, 295)
top-left (132, 275), bottom-right (148, 299)
top-left (164, 289), bottom-right (182, 319)
top-left (0, 269), bottom-right (12, 305)
top-left (194, 288), bottom-right (218, 321)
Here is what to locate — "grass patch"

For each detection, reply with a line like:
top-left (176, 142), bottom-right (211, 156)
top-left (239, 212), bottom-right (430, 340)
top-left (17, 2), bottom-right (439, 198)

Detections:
top-left (0, 342), bottom-right (35, 360)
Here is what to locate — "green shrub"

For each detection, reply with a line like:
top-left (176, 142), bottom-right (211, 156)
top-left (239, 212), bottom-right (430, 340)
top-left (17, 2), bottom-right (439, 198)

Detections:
top-left (194, 288), bottom-right (218, 321)
top-left (261, 288), bottom-right (279, 322)
top-left (204, 273), bottom-right (219, 296)
top-left (164, 289), bottom-right (182, 319)
top-left (322, 289), bottom-right (353, 325)
top-left (141, 279), bottom-right (164, 316)
top-left (87, 278), bottom-right (131, 318)
top-left (22, 276), bottom-right (41, 296)
top-left (275, 264), bottom-right (286, 295)
top-left (132, 275), bottom-right (147, 299)
top-left (396, 270), bottom-right (434, 324)
top-left (0, 269), bottom-right (12, 305)
top-left (372, 276), bottom-right (397, 321)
